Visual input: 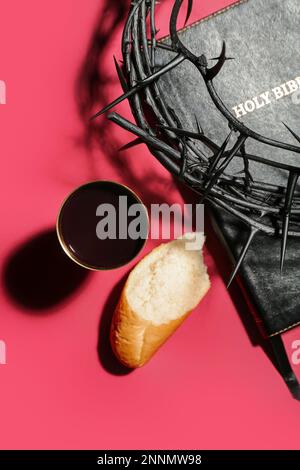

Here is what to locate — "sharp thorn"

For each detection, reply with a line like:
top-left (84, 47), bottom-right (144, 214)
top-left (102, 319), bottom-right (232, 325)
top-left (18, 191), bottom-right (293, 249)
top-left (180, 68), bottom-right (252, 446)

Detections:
top-left (283, 122), bottom-right (300, 145)
top-left (119, 138), bottom-right (144, 152)
top-left (202, 134), bottom-right (247, 200)
top-left (194, 114), bottom-right (203, 134)
top-left (113, 56), bottom-right (128, 91)
top-left (90, 89), bottom-right (135, 120)
top-left (227, 228), bottom-right (258, 288)
top-left (90, 54), bottom-right (185, 120)
top-left (206, 41), bottom-right (226, 81)
top-left (184, 0), bottom-right (193, 26)
top-left (207, 130), bottom-right (232, 177)
top-left (280, 214), bottom-right (289, 274)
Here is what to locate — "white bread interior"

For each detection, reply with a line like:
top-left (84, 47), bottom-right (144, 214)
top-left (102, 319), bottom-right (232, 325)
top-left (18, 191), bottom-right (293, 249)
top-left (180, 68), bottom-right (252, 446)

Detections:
top-left (110, 233), bottom-right (210, 368)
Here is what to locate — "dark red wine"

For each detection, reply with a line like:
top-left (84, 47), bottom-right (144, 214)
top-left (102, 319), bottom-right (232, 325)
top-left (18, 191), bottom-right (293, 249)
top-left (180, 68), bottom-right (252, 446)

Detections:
top-left (57, 181), bottom-right (148, 270)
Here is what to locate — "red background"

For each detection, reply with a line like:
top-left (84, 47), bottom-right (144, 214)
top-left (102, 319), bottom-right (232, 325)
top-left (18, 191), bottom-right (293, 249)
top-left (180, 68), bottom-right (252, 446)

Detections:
top-left (1, 0), bottom-right (300, 450)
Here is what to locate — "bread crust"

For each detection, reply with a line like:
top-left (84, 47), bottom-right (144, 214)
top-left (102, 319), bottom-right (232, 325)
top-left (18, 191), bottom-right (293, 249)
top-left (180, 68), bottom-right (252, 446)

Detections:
top-left (110, 278), bottom-right (210, 369)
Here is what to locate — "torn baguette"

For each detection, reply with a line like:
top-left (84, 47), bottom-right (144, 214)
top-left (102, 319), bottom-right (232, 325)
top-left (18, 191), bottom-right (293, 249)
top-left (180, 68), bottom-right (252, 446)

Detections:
top-left (110, 233), bottom-right (210, 368)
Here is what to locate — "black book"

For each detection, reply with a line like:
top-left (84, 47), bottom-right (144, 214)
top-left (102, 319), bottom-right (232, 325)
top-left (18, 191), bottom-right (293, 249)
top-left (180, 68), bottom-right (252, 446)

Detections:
top-left (156, 0), bottom-right (300, 397)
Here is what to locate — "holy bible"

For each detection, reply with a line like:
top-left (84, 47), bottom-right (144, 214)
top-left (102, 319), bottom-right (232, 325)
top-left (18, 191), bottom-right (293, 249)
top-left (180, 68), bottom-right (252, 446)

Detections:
top-left (156, 0), bottom-right (300, 398)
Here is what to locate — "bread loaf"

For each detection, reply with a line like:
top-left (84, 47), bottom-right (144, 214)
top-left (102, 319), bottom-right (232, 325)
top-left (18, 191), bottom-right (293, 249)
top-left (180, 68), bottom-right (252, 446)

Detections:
top-left (110, 233), bottom-right (210, 368)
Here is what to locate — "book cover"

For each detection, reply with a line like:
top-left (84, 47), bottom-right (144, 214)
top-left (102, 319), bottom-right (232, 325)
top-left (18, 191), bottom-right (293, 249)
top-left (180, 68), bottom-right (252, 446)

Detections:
top-left (156, 0), bottom-right (300, 393)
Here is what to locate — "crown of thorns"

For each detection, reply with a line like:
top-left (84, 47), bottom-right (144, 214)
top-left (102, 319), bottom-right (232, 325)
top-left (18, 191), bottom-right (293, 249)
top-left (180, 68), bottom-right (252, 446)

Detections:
top-left (91, 0), bottom-right (300, 285)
